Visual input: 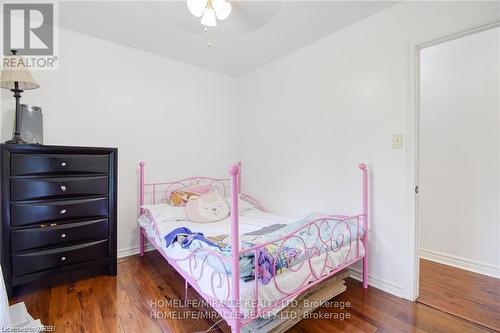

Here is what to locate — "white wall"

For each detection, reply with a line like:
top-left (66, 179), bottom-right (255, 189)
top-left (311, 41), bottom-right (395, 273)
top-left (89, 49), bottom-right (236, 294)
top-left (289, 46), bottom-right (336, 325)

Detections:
top-left (237, 1), bottom-right (500, 298)
top-left (419, 27), bottom-right (500, 277)
top-left (0, 28), bottom-right (239, 257)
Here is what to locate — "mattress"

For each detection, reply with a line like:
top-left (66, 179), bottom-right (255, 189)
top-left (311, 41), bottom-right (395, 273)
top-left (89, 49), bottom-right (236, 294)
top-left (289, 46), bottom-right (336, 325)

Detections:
top-left (138, 207), bottom-right (364, 316)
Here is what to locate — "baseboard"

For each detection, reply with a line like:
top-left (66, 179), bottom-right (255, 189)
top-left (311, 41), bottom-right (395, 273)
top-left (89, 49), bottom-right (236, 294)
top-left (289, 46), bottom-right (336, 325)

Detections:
top-left (117, 243), bottom-right (155, 258)
top-left (420, 248), bottom-right (500, 279)
top-left (348, 267), bottom-right (404, 298)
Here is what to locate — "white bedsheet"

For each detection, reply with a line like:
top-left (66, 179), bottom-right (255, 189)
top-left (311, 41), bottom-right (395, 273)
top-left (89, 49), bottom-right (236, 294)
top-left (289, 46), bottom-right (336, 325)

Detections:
top-left (138, 208), bottom-right (298, 244)
top-left (138, 208), bottom-right (364, 316)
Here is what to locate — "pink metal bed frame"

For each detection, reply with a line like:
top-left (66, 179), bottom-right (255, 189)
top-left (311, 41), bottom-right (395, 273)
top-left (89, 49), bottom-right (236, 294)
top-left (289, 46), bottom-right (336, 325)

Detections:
top-left (138, 162), bottom-right (369, 333)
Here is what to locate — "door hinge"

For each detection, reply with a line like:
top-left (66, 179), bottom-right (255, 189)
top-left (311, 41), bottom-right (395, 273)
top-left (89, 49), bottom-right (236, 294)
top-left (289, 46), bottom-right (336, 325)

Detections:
top-left (415, 186), bottom-right (419, 194)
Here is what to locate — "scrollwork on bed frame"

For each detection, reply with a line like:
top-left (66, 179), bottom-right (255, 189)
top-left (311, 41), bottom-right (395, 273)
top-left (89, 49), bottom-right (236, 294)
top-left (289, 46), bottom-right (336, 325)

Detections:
top-left (176, 246), bottom-right (233, 301)
top-left (141, 176), bottom-right (230, 205)
top-left (239, 214), bottom-right (364, 320)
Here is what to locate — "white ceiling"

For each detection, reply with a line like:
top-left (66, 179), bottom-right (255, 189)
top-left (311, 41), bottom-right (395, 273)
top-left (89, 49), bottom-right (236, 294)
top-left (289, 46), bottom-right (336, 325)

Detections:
top-left (59, 1), bottom-right (396, 77)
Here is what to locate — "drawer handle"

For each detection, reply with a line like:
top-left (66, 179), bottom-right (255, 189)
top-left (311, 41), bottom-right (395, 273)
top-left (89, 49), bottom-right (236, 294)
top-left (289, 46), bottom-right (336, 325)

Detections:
top-left (61, 233), bottom-right (66, 238)
top-left (61, 162), bottom-right (67, 167)
top-left (60, 185), bottom-right (67, 192)
top-left (61, 256), bottom-right (66, 261)
top-left (60, 209), bottom-right (67, 215)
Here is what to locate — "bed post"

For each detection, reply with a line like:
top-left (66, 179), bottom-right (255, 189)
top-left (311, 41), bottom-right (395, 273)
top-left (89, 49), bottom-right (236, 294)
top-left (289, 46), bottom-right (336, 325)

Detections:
top-left (139, 162), bottom-right (145, 257)
top-left (359, 163), bottom-right (368, 288)
top-left (229, 163), bottom-right (241, 333)
top-left (237, 161), bottom-right (241, 193)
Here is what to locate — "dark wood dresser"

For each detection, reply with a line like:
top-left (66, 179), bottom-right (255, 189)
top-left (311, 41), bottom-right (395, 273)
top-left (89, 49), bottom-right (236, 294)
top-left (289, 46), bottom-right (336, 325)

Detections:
top-left (0, 144), bottom-right (117, 296)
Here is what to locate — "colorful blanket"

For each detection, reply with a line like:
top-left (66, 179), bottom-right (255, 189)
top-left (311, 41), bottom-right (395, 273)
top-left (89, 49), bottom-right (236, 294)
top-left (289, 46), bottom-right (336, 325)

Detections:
top-left (164, 213), bottom-right (364, 284)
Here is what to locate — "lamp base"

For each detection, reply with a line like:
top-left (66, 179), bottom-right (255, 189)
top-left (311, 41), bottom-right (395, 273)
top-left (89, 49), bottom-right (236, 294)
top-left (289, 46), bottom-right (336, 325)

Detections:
top-left (5, 133), bottom-right (26, 144)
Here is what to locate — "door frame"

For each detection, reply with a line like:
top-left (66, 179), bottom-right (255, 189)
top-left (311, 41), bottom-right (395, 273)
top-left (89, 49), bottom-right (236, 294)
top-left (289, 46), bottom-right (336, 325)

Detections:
top-left (405, 15), bottom-right (500, 301)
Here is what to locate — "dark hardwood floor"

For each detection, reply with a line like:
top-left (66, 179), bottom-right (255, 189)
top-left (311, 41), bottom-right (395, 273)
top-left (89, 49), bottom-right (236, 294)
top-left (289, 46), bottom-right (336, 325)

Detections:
top-left (418, 258), bottom-right (500, 332)
top-left (9, 252), bottom-right (495, 333)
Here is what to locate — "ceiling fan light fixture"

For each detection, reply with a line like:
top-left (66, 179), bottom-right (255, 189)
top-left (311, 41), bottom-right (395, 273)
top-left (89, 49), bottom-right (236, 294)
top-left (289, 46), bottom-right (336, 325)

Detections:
top-left (212, 0), bottom-right (231, 20)
top-left (187, 0), bottom-right (206, 18)
top-left (200, 7), bottom-right (217, 27)
top-left (187, 0), bottom-right (231, 27)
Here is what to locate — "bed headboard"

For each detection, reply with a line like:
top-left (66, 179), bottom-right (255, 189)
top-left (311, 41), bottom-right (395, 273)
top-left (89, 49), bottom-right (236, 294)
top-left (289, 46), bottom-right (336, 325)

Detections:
top-left (139, 163), bottom-right (231, 206)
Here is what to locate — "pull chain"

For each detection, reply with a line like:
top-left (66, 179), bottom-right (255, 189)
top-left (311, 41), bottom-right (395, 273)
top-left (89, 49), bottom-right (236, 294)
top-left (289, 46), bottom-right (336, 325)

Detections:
top-left (205, 26), bottom-right (213, 48)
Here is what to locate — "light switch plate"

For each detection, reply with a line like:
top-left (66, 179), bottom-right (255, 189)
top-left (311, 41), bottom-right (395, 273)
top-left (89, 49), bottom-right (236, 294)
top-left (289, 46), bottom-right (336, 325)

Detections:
top-left (393, 134), bottom-right (403, 149)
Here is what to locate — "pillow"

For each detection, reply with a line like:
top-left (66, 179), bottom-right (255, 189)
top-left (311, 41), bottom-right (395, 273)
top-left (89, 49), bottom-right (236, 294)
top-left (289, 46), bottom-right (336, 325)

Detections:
top-left (140, 204), bottom-right (186, 222)
top-left (168, 183), bottom-right (212, 206)
top-left (185, 192), bottom-right (230, 223)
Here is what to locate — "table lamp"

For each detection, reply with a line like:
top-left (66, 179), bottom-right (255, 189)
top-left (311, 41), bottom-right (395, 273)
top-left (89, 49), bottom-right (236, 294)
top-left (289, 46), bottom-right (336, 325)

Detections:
top-left (0, 50), bottom-right (40, 144)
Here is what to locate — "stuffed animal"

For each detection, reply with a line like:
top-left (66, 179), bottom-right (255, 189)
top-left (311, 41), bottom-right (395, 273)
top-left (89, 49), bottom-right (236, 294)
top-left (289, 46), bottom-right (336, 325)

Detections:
top-left (168, 184), bottom-right (212, 206)
top-left (169, 191), bottom-right (199, 206)
top-left (185, 192), bottom-right (230, 223)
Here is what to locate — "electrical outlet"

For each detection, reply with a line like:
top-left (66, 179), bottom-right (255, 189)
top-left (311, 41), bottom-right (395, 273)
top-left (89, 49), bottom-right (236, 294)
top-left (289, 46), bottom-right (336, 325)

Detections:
top-left (393, 134), bottom-right (403, 149)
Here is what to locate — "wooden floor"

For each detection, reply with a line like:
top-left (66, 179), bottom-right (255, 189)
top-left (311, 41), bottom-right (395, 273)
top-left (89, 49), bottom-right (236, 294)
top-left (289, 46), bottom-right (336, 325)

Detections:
top-left (418, 258), bottom-right (500, 332)
top-left (9, 252), bottom-right (495, 333)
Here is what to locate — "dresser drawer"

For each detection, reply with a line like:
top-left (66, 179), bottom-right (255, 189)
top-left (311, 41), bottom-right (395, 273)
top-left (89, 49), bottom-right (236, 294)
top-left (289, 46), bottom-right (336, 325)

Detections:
top-left (11, 218), bottom-right (108, 252)
top-left (11, 176), bottom-right (108, 202)
top-left (11, 198), bottom-right (108, 227)
top-left (11, 154), bottom-right (108, 176)
top-left (12, 240), bottom-right (109, 276)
